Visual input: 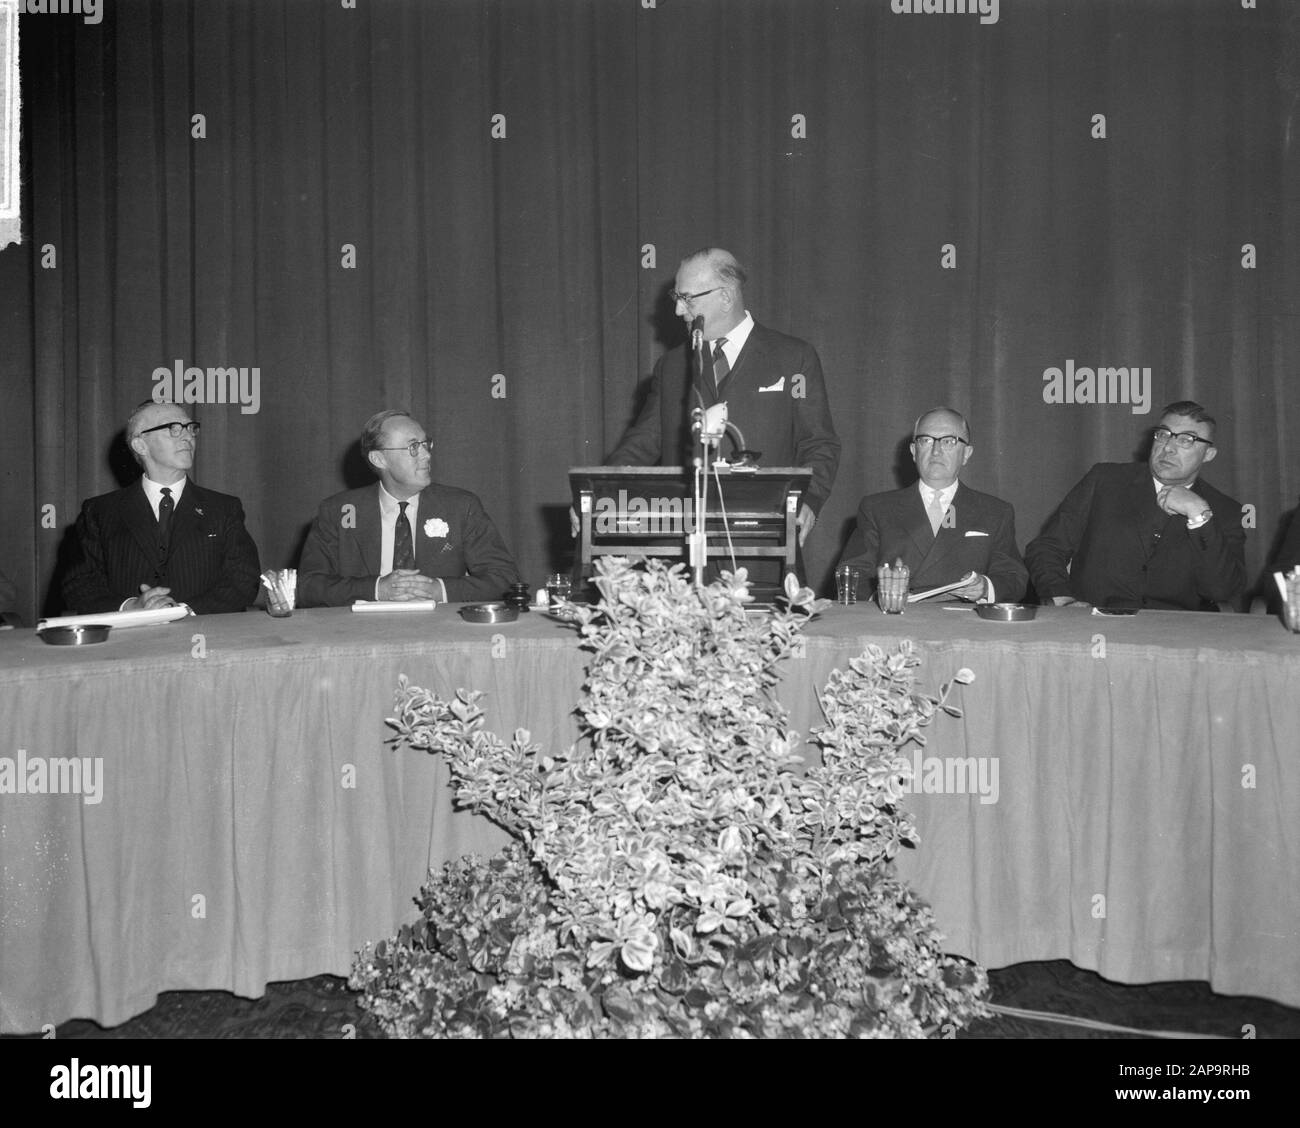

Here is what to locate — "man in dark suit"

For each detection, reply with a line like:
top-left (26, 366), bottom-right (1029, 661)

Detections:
top-left (62, 402), bottom-right (261, 614)
top-left (838, 407), bottom-right (1027, 602)
top-left (1271, 503), bottom-right (1300, 577)
top-left (298, 410), bottom-right (520, 607)
top-left (1025, 400), bottom-right (1246, 611)
top-left (604, 248), bottom-right (840, 545)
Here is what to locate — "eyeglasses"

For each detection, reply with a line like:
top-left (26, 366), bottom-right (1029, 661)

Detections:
top-left (138, 421), bottom-right (201, 439)
top-left (914, 434), bottom-right (968, 451)
top-left (1153, 427), bottom-right (1213, 450)
top-left (670, 287), bottom-right (721, 306)
top-left (377, 439), bottom-right (434, 459)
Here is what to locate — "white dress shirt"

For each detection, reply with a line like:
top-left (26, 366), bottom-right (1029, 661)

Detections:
top-left (376, 484), bottom-right (446, 601)
top-left (141, 475), bottom-right (186, 519)
top-left (920, 480), bottom-right (995, 602)
top-left (711, 311), bottom-right (755, 383)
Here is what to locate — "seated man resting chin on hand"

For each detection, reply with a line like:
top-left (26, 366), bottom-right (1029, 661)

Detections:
top-left (1025, 400), bottom-right (1245, 611)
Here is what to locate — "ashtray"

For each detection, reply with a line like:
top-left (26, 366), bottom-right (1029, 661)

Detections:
top-left (38, 624), bottom-right (113, 645)
top-left (460, 602), bottom-right (520, 624)
top-left (975, 603), bottom-right (1038, 622)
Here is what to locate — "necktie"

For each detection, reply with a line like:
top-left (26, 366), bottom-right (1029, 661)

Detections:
top-left (157, 487), bottom-right (174, 554)
top-left (394, 501), bottom-right (416, 570)
top-left (927, 489), bottom-right (947, 537)
top-left (712, 337), bottom-right (730, 389)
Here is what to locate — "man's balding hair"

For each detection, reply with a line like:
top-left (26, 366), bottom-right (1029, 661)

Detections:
top-left (913, 406), bottom-right (972, 445)
top-left (682, 247), bottom-right (748, 292)
top-left (361, 409), bottom-right (414, 458)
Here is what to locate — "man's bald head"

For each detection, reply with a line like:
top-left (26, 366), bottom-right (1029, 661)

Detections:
top-left (910, 407), bottom-right (973, 490)
top-left (681, 248), bottom-right (748, 293)
top-left (673, 248), bottom-right (747, 339)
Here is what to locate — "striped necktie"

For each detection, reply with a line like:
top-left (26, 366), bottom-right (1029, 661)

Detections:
top-left (712, 337), bottom-right (730, 389)
top-left (394, 501), bottom-right (416, 570)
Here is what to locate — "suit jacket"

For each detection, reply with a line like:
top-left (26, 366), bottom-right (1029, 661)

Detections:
top-left (62, 480), bottom-right (261, 615)
top-left (606, 321), bottom-right (841, 515)
top-left (1025, 462), bottom-right (1246, 610)
top-left (838, 483), bottom-right (1028, 602)
top-left (1272, 500), bottom-right (1300, 576)
top-left (298, 482), bottom-right (520, 607)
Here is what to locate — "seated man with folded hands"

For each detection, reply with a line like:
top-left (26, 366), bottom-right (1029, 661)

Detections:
top-left (298, 409), bottom-right (520, 607)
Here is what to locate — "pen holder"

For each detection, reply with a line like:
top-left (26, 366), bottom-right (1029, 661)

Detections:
top-left (262, 569), bottom-right (297, 618)
top-left (876, 563), bottom-right (909, 614)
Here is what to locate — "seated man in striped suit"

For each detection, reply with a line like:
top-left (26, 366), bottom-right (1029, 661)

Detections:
top-left (63, 401), bottom-right (261, 614)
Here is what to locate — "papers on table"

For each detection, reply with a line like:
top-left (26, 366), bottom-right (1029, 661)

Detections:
top-left (350, 600), bottom-right (438, 613)
top-left (907, 571), bottom-right (979, 603)
top-left (37, 605), bottom-right (194, 630)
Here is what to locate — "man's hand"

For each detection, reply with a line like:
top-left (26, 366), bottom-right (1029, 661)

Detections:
top-left (569, 506), bottom-right (580, 538)
top-left (125, 584), bottom-right (175, 611)
top-left (1158, 485), bottom-right (1210, 520)
top-left (952, 575), bottom-right (989, 602)
top-left (1051, 595), bottom-right (1091, 607)
top-left (377, 569), bottom-right (442, 602)
top-left (796, 503), bottom-right (816, 547)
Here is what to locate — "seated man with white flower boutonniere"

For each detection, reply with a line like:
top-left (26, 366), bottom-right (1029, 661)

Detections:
top-left (298, 409), bottom-right (520, 607)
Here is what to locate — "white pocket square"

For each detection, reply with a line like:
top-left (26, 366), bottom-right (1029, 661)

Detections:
top-left (758, 377), bottom-right (785, 393)
top-left (964, 530), bottom-right (989, 537)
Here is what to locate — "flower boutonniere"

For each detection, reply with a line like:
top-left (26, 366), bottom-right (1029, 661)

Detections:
top-left (424, 517), bottom-right (450, 539)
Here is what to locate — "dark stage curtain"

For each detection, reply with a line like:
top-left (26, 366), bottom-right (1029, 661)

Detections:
top-left (3, 0), bottom-right (1297, 622)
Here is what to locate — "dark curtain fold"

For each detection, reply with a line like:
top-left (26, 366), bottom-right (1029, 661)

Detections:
top-left (3, 0), bottom-right (1296, 622)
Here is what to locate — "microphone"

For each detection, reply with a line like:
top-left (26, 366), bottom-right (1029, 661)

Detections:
top-left (690, 315), bottom-right (704, 353)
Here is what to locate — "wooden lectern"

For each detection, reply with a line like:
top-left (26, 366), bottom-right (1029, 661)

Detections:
top-left (569, 466), bottom-right (811, 591)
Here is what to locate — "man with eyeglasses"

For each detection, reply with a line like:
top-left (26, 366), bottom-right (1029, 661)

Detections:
top-left (298, 409), bottom-right (519, 607)
top-left (62, 401), bottom-right (261, 614)
top-left (1026, 400), bottom-right (1246, 611)
top-left (837, 407), bottom-right (1027, 603)
top-left (604, 247), bottom-right (840, 551)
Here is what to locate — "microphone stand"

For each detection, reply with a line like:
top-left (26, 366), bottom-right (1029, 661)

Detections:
top-left (689, 318), bottom-right (711, 588)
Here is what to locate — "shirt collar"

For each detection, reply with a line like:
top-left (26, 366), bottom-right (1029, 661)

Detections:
top-left (142, 476), bottom-right (186, 508)
top-left (379, 481), bottom-right (420, 518)
top-left (919, 479), bottom-right (959, 507)
top-left (1152, 475), bottom-right (1196, 495)
top-left (712, 311), bottom-right (754, 364)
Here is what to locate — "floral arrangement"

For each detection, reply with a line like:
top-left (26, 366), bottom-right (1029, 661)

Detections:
top-left (350, 557), bottom-right (990, 1037)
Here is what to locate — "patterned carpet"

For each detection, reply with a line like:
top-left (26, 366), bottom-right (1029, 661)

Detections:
top-left (7, 960), bottom-right (1298, 1039)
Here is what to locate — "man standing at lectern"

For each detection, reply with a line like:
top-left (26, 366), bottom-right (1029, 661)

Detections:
top-left (605, 248), bottom-right (840, 547)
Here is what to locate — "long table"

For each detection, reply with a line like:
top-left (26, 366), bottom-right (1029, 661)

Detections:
top-left (1, 603), bottom-right (1297, 1032)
